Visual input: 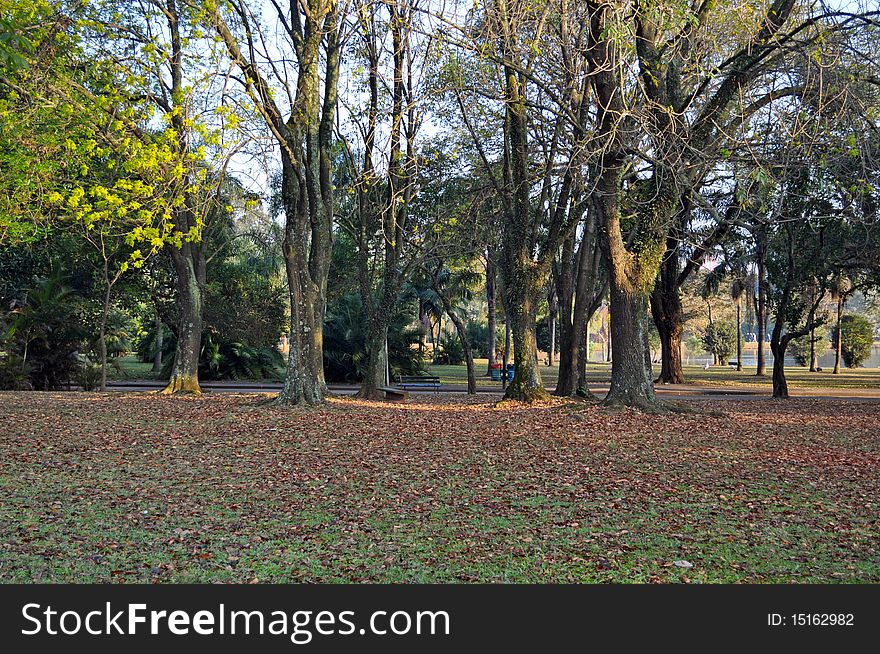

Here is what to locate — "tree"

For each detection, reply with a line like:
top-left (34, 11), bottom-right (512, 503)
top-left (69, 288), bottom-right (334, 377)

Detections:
top-left (832, 314), bottom-right (874, 369)
top-left (703, 321), bottom-right (737, 367)
top-left (830, 274), bottom-right (854, 374)
top-left (205, 0), bottom-right (342, 405)
top-left (446, 0), bottom-right (596, 402)
top-left (427, 262), bottom-right (482, 394)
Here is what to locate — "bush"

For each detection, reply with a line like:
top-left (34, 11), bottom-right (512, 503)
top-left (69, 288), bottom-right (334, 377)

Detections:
top-left (0, 354), bottom-right (32, 390)
top-left (703, 321), bottom-right (738, 366)
top-left (199, 336), bottom-right (285, 381)
top-left (465, 320), bottom-right (503, 359)
top-left (536, 318), bottom-right (558, 355)
top-left (3, 274), bottom-right (85, 389)
top-left (75, 360), bottom-right (103, 391)
top-left (789, 329), bottom-right (827, 367)
top-left (832, 314), bottom-right (874, 368)
top-left (323, 292), bottom-right (425, 382)
top-left (685, 334), bottom-right (706, 356)
top-left (434, 333), bottom-right (465, 365)
top-left (160, 330), bottom-right (285, 381)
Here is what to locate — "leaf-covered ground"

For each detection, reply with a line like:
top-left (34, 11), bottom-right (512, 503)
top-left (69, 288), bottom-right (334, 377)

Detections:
top-left (1, 392), bottom-right (878, 583)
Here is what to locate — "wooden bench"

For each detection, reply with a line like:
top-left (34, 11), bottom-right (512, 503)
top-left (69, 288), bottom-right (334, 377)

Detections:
top-left (396, 375), bottom-right (441, 391)
top-left (379, 386), bottom-right (409, 402)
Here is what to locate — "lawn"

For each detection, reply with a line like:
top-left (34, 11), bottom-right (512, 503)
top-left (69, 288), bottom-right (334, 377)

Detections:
top-left (1, 391), bottom-right (878, 583)
top-left (428, 359), bottom-right (880, 390)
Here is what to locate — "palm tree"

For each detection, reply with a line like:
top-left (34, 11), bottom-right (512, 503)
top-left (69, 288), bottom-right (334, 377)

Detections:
top-left (730, 278), bottom-right (748, 372)
top-left (422, 261), bottom-right (483, 394)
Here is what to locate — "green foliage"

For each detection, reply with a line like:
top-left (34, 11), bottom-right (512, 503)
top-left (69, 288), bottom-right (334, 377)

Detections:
top-left (74, 360), bottom-right (103, 391)
top-left (832, 314), bottom-right (874, 369)
top-left (2, 272), bottom-right (85, 389)
top-left (323, 292), bottom-right (424, 382)
top-left (465, 320), bottom-right (502, 359)
top-left (197, 331), bottom-right (285, 381)
top-left (202, 241), bottom-right (286, 349)
top-left (135, 319), bottom-right (171, 364)
top-left (434, 333), bottom-right (465, 365)
top-left (0, 354), bottom-right (31, 390)
top-left (685, 334), bottom-right (706, 356)
top-left (535, 318), bottom-right (558, 355)
top-left (789, 329), bottom-right (827, 367)
top-left (703, 321), bottom-right (738, 366)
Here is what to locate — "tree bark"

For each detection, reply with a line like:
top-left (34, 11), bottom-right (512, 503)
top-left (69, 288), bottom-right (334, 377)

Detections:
top-left (650, 237), bottom-right (685, 384)
top-left (735, 300), bottom-right (743, 371)
top-left (502, 281), bottom-right (545, 401)
top-left (771, 335), bottom-right (791, 398)
top-left (556, 210), bottom-right (603, 397)
top-left (497, 63), bottom-right (548, 402)
top-left (486, 246), bottom-right (497, 375)
top-left (163, 247), bottom-right (203, 394)
top-left (809, 325), bottom-right (817, 372)
top-left (554, 233), bottom-right (577, 395)
top-left (605, 280), bottom-right (658, 408)
top-left (833, 296), bottom-right (843, 374)
top-left (442, 299), bottom-right (477, 394)
top-left (358, 316), bottom-right (390, 399)
top-left (755, 238), bottom-right (768, 376)
top-left (98, 267), bottom-right (111, 392)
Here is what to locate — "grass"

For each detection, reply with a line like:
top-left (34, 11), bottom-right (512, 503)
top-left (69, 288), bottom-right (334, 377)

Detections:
top-left (428, 359), bottom-right (880, 390)
top-left (106, 355), bottom-right (162, 381)
top-left (1, 391), bottom-right (878, 583)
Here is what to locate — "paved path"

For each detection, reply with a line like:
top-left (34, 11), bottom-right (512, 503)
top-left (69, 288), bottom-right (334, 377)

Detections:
top-left (102, 380), bottom-right (880, 401)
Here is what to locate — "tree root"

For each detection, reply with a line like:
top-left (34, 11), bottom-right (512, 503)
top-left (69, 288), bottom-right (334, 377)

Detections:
top-left (502, 384), bottom-right (551, 404)
top-left (159, 375), bottom-right (202, 395)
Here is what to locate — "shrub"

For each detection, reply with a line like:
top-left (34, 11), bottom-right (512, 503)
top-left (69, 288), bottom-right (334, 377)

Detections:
top-left (323, 292), bottom-right (425, 382)
top-left (789, 329), bottom-right (827, 367)
top-left (536, 318), bottom-right (558, 355)
top-left (3, 274), bottom-right (85, 389)
top-left (434, 333), bottom-right (465, 365)
top-left (0, 354), bottom-right (32, 390)
top-left (703, 321), bottom-right (738, 366)
top-left (75, 360), bottom-right (103, 391)
top-left (832, 314), bottom-right (874, 368)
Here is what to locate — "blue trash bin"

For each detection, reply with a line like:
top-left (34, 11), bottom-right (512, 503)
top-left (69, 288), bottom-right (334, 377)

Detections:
top-left (506, 364), bottom-right (515, 382)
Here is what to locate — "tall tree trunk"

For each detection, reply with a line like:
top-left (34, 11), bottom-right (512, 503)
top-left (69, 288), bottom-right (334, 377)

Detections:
top-left (833, 296), bottom-right (843, 374)
top-left (209, 1), bottom-right (339, 405)
top-left (809, 325), bottom-right (817, 372)
top-left (163, 248), bottom-right (203, 394)
top-left (554, 233), bottom-right (577, 395)
top-left (770, 334), bottom-right (790, 398)
top-left (502, 313), bottom-right (511, 390)
top-left (556, 211), bottom-right (602, 398)
top-left (605, 280), bottom-right (657, 408)
top-left (650, 233), bottom-right (685, 384)
top-left (735, 301), bottom-right (743, 371)
top-left (650, 277), bottom-right (684, 383)
top-left (443, 300), bottom-right (477, 394)
top-left (498, 64), bottom-right (548, 402)
top-left (502, 287), bottom-right (545, 401)
top-left (485, 246), bottom-right (497, 375)
top-left (278, 236), bottom-right (327, 405)
top-left (548, 314), bottom-right (556, 366)
top-left (357, 315), bottom-right (391, 400)
top-left (755, 239), bottom-right (768, 376)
